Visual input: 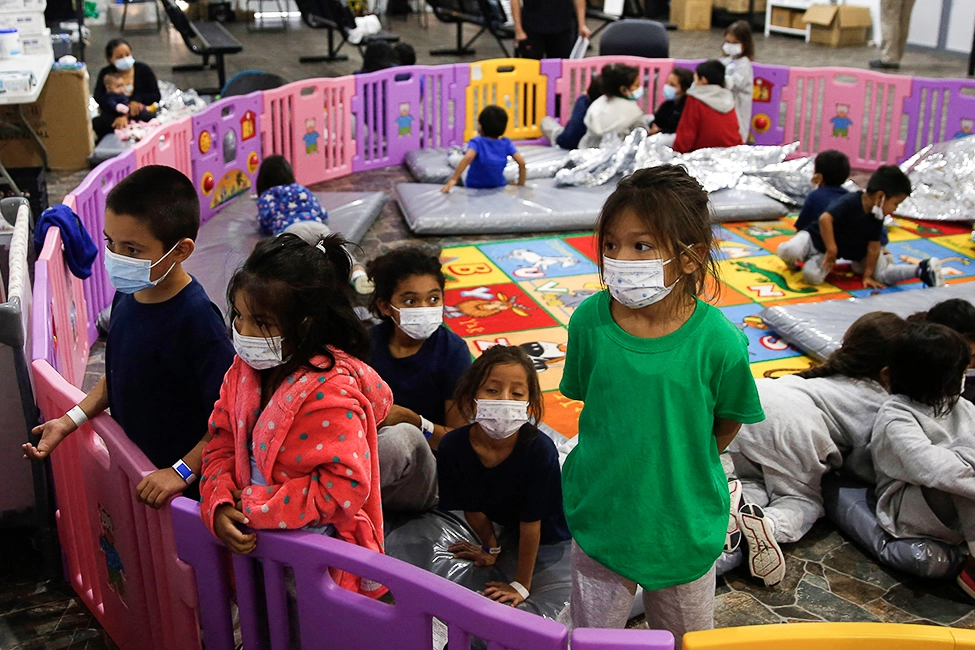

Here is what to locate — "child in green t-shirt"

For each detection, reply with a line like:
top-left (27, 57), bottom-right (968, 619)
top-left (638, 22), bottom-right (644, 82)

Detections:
top-left (559, 166), bottom-right (764, 645)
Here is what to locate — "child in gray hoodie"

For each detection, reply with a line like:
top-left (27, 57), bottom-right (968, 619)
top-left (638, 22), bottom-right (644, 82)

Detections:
top-left (870, 322), bottom-right (975, 600)
top-left (672, 60), bottom-right (742, 153)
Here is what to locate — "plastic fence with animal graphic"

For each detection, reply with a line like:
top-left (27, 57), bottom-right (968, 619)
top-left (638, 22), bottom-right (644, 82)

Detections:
top-left (439, 216), bottom-right (975, 440)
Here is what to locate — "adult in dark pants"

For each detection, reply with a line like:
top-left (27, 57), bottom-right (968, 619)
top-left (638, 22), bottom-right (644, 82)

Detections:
top-left (92, 38), bottom-right (162, 143)
top-left (510, 0), bottom-right (590, 60)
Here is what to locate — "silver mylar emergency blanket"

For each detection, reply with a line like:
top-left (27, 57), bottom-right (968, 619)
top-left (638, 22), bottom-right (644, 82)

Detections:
top-left (898, 136), bottom-right (975, 222)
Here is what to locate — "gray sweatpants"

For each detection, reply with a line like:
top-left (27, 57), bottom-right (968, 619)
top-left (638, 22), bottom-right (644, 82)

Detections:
top-left (565, 541), bottom-right (714, 650)
top-left (541, 116), bottom-right (565, 146)
top-left (281, 219), bottom-right (331, 243)
top-left (777, 230), bottom-right (916, 286)
top-left (377, 423), bottom-right (438, 513)
top-left (730, 451), bottom-right (823, 544)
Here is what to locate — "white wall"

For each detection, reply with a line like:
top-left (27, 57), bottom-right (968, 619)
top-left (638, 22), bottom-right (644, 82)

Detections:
top-left (907, 0), bottom-right (943, 48)
top-left (946, 0), bottom-right (975, 53)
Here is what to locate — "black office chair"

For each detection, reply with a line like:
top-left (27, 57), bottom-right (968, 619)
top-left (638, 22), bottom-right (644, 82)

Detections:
top-left (293, 0), bottom-right (399, 63)
top-left (220, 70), bottom-right (288, 97)
top-left (598, 18), bottom-right (669, 58)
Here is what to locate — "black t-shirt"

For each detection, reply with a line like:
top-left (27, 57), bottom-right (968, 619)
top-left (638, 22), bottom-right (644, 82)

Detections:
top-left (437, 424), bottom-right (571, 545)
top-left (520, 0), bottom-right (574, 35)
top-left (794, 185), bottom-right (848, 233)
top-left (106, 278), bottom-right (234, 473)
top-left (368, 320), bottom-right (472, 424)
top-left (807, 191), bottom-right (884, 261)
top-left (651, 98), bottom-right (685, 134)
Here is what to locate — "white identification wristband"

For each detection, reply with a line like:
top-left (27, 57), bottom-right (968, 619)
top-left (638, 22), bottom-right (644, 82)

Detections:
top-left (509, 581), bottom-right (530, 600)
top-left (419, 416), bottom-right (435, 440)
top-left (66, 405), bottom-right (88, 429)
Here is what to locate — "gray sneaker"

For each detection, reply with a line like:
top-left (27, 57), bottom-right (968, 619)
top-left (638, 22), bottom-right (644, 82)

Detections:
top-left (918, 257), bottom-right (945, 288)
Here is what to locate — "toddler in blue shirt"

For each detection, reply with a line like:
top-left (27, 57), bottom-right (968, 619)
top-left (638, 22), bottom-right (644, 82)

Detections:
top-left (441, 106), bottom-right (527, 192)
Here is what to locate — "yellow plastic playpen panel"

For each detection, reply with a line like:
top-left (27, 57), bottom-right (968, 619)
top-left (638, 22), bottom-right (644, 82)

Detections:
top-left (464, 58), bottom-right (547, 141)
top-left (683, 623), bottom-right (975, 650)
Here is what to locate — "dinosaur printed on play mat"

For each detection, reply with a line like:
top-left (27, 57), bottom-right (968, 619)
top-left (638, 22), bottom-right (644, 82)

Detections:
top-left (98, 504), bottom-right (125, 600)
top-left (733, 260), bottom-right (818, 295)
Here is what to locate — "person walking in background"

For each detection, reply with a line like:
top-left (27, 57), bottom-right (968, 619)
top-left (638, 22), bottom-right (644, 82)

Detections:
top-left (870, 0), bottom-right (917, 70)
top-left (510, 0), bottom-right (590, 60)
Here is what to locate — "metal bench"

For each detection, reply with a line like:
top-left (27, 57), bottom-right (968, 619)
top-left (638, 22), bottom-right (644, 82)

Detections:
top-left (426, 0), bottom-right (513, 57)
top-left (161, 0), bottom-right (243, 95)
top-left (294, 0), bottom-right (399, 64)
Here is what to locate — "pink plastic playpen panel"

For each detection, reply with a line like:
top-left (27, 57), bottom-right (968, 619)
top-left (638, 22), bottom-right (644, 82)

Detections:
top-left (902, 77), bottom-right (975, 161)
top-left (749, 63), bottom-right (789, 146)
top-left (69, 150), bottom-right (135, 345)
top-left (132, 119), bottom-right (194, 179)
top-left (352, 65), bottom-right (464, 172)
top-left (172, 497), bottom-right (572, 650)
top-left (34, 227), bottom-right (89, 389)
top-left (191, 93), bottom-right (263, 225)
top-left (555, 56), bottom-right (674, 125)
top-left (33, 360), bottom-right (201, 650)
top-left (261, 77), bottom-right (357, 186)
top-left (783, 67), bottom-right (912, 170)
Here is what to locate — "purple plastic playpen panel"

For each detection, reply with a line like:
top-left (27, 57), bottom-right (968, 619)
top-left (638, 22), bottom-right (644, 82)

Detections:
top-left (902, 77), bottom-right (975, 161)
top-left (69, 149), bottom-right (136, 345)
top-left (30, 245), bottom-right (54, 372)
top-left (352, 65), bottom-right (463, 172)
top-left (554, 56), bottom-right (674, 124)
top-left (191, 93), bottom-right (263, 225)
top-left (541, 59), bottom-right (561, 123)
top-left (261, 77), bottom-right (357, 187)
top-left (132, 119), bottom-right (194, 179)
top-left (783, 67), bottom-right (912, 170)
top-left (33, 360), bottom-right (201, 650)
top-left (34, 228), bottom-right (89, 389)
top-left (749, 63), bottom-right (789, 146)
top-left (172, 497), bottom-right (570, 650)
top-left (572, 628), bottom-right (674, 649)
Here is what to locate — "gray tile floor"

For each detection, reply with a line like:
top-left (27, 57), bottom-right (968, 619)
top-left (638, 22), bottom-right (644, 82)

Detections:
top-left (6, 11), bottom-right (974, 649)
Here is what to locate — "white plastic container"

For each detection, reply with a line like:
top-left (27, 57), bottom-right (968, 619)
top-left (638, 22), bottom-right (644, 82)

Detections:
top-left (0, 27), bottom-right (21, 58)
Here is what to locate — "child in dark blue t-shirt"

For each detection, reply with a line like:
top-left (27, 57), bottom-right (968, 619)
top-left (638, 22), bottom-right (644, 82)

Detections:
top-left (794, 150), bottom-right (851, 233)
top-left (441, 106), bottom-right (527, 192)
top-left (366, 246), bottom-right (472, 512)
top-left (438, 345), bottom-right (570, 608)
top-left (541, 75), bottom-right (604, 150)
top-left (25, 166), bottom-right (235, 507)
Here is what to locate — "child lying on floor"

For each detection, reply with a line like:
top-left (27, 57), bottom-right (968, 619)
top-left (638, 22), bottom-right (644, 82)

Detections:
top-left (778, 165), bottom-right (942, 290)
top-left (909, 299), bottom-right (975, 404)
top-left (727, 312), bottom-right (907, 586)
top-left (870, 322), bottom-right (975, 601)
top-left (442, 106), bottom-right (526, 192)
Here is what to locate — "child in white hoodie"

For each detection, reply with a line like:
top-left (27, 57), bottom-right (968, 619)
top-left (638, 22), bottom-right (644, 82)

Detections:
top-left (720, 20), bottom-right (755, 144)
top-left (577, 63), bottom-right (650, 149)
top-left (871, 322), bottom-right (975, 601)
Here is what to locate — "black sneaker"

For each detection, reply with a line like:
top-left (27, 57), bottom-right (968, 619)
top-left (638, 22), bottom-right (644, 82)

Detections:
top-left (918, 257), bottom-right (945, 287)
top-left (869, 59), bottom-right (900, 70)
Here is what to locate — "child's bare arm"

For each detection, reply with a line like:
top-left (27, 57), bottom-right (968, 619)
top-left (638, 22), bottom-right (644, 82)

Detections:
top-left (24, 377), bottom-right (109, 460)
top-left (484, 520), bottom-right (540, 606)
top-left (817, 212), bottom-right (838, 273)
top-left (714, 417), bottom-right (743, 453)
top-left (441, 149), bottom-right (477, 193)
top-left (512, 152), bottom-right (527, 186)
top-left (861, 241), bottom-right (885, 289)
top-left (136, 432), bottom-right (213, 509)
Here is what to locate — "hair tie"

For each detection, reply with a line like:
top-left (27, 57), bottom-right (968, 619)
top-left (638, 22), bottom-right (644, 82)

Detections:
top-left (316, 241), bottom-right (328, 256)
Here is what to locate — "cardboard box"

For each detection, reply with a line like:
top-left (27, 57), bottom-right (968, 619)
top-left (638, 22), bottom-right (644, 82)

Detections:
top-left (0, 68), bottom-right (95, 170)
top-left (803, 4), bottom-right (872, 47)
top-left (670, 0), bottom-right (712, 30)
top-left (0, 71), bottom-right (33, 95)
top-left (723, 0), bottom-right (765, 13)
top-left (770, 6), bottom-right (791, 27)
top-left (791, 8), bottom-right (806, 29)
top-left (0, 11), bottom-right (46, 35)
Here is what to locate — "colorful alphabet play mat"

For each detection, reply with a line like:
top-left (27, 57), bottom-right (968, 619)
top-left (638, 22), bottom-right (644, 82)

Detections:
top-left (439, 215), bottom-right (975, 440)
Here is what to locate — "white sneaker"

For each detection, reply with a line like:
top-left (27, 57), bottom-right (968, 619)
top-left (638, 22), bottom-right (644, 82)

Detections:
top-left (917, 257), bottom-right (945, 288)
top-left (725, 479), bottom-right (742, 553)
top-left (739, 503), bottom-right (786, 586)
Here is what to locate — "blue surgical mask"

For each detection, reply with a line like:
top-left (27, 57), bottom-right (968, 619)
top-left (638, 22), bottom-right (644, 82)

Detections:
top-left (662, 85), bottom-right (678, 101)
top-left (628, 86), bottom-right (644, 102)
top-left (114, 55), bottom-right (135, 72)
top-left (103, 242), bottom-right (179, 294)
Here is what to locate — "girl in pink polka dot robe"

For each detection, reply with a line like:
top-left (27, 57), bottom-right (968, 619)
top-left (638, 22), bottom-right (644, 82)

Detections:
top-left (200, 233), bottom-right (392, 598)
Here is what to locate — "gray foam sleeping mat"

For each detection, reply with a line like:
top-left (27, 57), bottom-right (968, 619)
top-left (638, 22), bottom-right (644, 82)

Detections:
top-left (404, 145), bottom-right (570, 185)
top-left (822, 472), bottom-right (965, 579)
top-left (183, 191), bottom-right (386, 314)
top-left (397, 182), bottom-right (788, 236)
top-left (760, 282), bottom-right (975, 361)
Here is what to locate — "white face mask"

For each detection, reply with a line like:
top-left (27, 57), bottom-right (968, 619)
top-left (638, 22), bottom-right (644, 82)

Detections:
top-left (602, 256), bottom-right (679, 309)
top-left (662, 85), bottom-right (678, 101)
top-left (103, 242), bottom-right (179, 294)
top-left (123, 84), bottom-right (134, 95)
top-left (628, 86), bottom-right (644, 102)
top-left (114, 55), bottom-right (135, 71)
top-left (233, 326), bottom-right (286, 370)
top-left (393, 305), bottom-right (443, 340)
top-left (872, 194), bottom-right (886, 221)
top-left (722, 42), bottom-right (743, 57)
top-left (475, 399), bottom-right (530, 440)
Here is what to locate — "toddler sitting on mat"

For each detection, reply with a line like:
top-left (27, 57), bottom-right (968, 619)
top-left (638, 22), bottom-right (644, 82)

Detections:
top-left (442, 106), bottom-right (526, 192)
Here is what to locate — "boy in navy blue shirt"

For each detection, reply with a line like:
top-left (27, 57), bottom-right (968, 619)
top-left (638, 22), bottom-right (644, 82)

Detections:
top-left (778, 165), bottom-right (943, 290)
top-left (794, 150), bottom-right (851, 232)
top-left (441, 106), bottom-right (527, 192)
top-left (25, 166), bottom-right (235, 507)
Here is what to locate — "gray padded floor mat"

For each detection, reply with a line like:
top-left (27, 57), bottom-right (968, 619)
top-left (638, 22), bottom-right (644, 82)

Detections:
top-left (404, 145), bottom-right (570, 185)
top-left (398, 181), bottom-right (789, 236)
top-left (822, 472), bottom-right (964, 579)
top-left (89, 133), bottom-right (133, 166)
top-left (184, 191), bottom-right (386, 314)
top-left (760, 282), bottom-right (975, 361)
